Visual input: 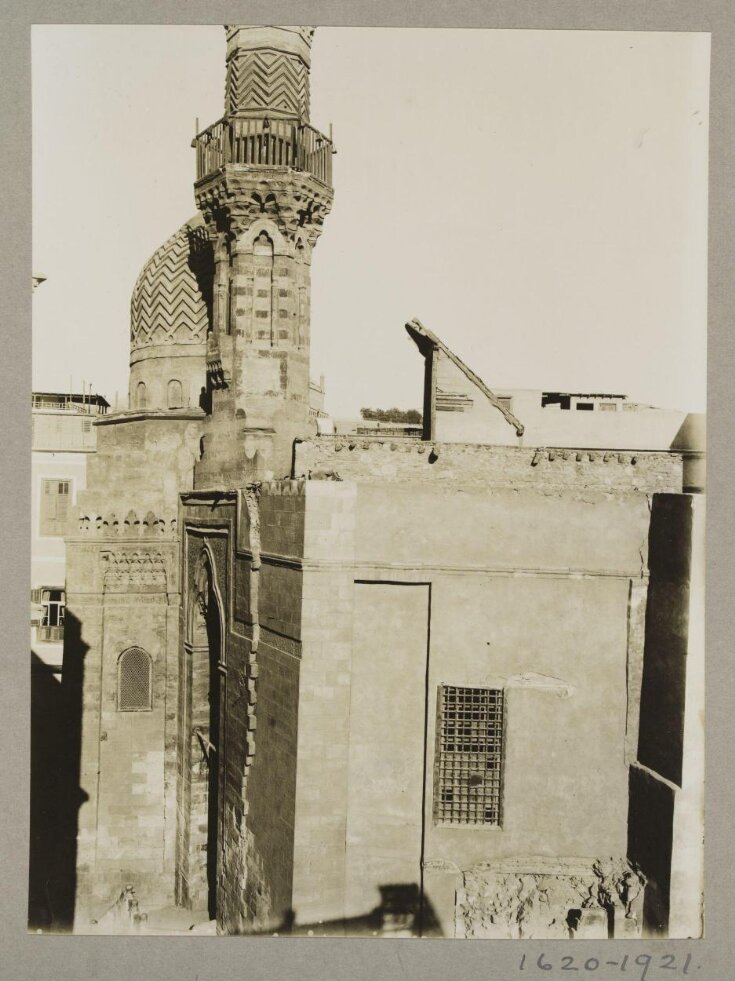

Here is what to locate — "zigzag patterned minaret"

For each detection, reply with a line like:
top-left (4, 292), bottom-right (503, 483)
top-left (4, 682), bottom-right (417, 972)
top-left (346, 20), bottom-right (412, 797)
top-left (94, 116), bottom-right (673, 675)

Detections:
top-left (225, 26), bottom-right (312, 119)
top-left (192, 26), bottom-right (334, 487)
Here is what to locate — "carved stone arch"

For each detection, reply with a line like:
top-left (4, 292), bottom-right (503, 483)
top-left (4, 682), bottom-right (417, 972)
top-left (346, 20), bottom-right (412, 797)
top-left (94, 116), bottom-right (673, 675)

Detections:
top-left (253, 228), bottom-right (274, 257)
top-left (187, 543), bottom-right (226, 663)
top-left (179, 540), bottom-right (227, 917)
top-left (233, 217), bottom-right (288, 256)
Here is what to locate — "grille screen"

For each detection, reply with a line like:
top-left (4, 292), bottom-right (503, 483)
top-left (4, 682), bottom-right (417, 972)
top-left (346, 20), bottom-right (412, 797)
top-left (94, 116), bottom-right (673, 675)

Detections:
top-left (434, 685), bottom-right (504, 825)
top-left (118, 647), bottom-right (152, 711)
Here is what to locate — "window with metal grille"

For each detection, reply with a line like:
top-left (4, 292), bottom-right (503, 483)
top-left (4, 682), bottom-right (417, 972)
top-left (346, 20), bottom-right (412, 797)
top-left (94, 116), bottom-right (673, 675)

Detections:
top-left (434, 685), bottom-right (504, 826)
top-left (118, 647), bottom-right (152, 711)
top-left (39, 479), bottom-right (71, 537)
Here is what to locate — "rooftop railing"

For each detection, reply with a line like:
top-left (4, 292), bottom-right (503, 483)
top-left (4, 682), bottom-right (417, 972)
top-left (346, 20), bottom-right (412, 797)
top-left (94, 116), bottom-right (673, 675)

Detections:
top-left (32, 395), bottom-right (108, 415)
top-left (193, 116), bottom-right (334, 186)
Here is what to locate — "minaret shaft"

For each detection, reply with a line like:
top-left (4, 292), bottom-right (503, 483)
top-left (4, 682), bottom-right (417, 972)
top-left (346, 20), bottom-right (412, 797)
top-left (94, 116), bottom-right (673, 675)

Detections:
top-left (192, 26), bottom-right (333, 486)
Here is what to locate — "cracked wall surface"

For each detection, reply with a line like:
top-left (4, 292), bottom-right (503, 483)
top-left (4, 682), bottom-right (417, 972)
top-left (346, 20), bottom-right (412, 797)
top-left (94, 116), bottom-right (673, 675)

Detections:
top-left (456, 858), bottom-right (645, 939)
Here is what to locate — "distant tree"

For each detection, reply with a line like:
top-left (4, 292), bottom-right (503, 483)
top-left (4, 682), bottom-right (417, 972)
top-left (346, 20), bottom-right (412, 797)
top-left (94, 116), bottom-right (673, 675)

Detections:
top-left (359, 407), bottom-right (422, 424)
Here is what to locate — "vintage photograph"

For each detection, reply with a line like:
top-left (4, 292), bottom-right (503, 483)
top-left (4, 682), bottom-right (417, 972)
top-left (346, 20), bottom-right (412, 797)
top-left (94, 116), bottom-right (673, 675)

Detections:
top-left (30, 25), bottom-right (707, 939)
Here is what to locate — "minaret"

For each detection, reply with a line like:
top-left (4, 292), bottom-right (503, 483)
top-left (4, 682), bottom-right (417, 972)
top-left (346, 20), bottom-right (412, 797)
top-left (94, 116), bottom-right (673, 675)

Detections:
top-left (193, 26), bottom-right (334, 485)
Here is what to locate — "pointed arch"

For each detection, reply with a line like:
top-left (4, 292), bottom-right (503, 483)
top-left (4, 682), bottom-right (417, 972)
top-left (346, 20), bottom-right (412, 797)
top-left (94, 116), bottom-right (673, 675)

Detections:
top-left (179, 540), bottom-right (227, 918)
top-left (233, 217), bottom-right (288, 256)
top-left (187, 544), bottom-right (226, 664)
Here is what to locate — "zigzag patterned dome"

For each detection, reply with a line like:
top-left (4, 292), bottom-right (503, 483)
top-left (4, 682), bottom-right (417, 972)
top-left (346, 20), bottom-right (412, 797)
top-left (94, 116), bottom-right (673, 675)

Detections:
top-left (130, 215), bottom-right (213, 353)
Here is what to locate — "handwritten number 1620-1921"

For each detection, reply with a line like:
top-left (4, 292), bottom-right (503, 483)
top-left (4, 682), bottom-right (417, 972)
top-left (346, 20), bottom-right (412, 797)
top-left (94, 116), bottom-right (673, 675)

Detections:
top-left (519, 952), bottom-right (692, 979)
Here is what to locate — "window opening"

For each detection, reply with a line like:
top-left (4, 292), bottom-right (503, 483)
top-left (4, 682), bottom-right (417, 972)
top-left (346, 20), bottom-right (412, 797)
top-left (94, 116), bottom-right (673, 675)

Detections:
top-left (41, 588), bottom-right (65, 627)
top-left (434, 685), bottom-right (504, 826)
top-left (40, 480), bottom-right (70, 537)
top-left (118, 647), bottom-right (153, 711)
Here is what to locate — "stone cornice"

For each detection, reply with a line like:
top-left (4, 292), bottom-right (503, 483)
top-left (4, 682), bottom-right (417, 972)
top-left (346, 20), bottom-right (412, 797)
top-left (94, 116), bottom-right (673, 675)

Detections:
top-left (96, 408), bottom-right (205, 425)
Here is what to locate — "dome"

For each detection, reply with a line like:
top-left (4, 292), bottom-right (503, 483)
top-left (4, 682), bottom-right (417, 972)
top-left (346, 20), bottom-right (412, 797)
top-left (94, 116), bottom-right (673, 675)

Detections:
top-left (128, 215), bottom-right (213, 412)
top-left (130, 214), bottom-right (213, 353)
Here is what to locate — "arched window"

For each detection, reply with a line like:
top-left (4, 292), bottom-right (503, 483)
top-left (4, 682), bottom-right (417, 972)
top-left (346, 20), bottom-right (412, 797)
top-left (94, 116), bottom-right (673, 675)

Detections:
top-left (136, 381), bottom-right (147, 409)
top-left (118, 647), bottom-right (152, 711)
top-left (167, 379), bottom-right (183, 409)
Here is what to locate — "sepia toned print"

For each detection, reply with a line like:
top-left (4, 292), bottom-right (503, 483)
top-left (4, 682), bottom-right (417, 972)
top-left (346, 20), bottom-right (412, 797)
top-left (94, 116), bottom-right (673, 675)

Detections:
top-left (30, 25), bottom-right (706, 939)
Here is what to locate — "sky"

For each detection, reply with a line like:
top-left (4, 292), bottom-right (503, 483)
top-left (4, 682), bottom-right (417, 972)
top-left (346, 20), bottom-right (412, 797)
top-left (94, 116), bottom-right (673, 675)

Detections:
top-left (32, 26), bottom-right (710, 416)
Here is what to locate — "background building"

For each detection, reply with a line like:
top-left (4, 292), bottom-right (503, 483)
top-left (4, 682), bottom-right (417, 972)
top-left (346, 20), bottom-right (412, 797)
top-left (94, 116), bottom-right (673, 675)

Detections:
top-left (31, 391), bottom-right (109, 663)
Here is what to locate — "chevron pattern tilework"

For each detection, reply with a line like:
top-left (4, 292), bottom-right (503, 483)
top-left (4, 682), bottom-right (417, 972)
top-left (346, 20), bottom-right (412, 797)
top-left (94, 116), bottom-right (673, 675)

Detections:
top-left (130, 217), bottom-right (214, 351)
top-left (226, 49), bottom-right (310, 119)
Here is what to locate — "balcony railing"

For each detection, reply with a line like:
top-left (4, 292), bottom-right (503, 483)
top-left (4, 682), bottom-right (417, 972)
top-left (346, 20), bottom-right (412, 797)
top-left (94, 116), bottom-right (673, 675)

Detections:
top-left (193, 116), bottom-right (334, 186)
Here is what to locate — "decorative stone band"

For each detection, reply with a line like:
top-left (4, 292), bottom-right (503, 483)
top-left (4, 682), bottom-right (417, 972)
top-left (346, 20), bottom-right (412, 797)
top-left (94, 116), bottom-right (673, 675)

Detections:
top-left (194, 171), bottom-right (334, 246)
top-left (259, 478), bottom-right (306, 496)
top-left (102, 550), bottom-right (168, 588)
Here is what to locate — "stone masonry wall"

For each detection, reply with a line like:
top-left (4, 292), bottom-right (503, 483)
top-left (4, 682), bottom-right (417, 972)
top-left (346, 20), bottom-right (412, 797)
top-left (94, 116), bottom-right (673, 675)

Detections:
top-left (64, 523), bottom-right (180, 924)
top-left (274, 441), bottom-right (670, 936)
top-left (63, 414), bottom-right (198, 923)
top-left (84, 415), bottom-right (202, 516)
top-left (455, 857), bottom-right (645, 940)
top-left (289, 481), bottom-right (357, 926)
top-left (180, 490), bottom-right (304, 934)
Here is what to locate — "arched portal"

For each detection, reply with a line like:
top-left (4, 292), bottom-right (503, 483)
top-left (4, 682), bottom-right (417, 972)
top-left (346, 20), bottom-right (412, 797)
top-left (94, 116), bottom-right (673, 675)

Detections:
top-left (177, 546), bottom-right (226, 920)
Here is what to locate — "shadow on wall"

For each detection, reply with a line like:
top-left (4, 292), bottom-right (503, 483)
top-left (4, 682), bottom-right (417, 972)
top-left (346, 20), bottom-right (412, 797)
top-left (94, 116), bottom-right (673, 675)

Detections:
top-left (628, 493), bottom-right (693, 937)
top-left (249, 884), bottom-right (443, 938)
top-left (28, 612), bottom-right (89, 933)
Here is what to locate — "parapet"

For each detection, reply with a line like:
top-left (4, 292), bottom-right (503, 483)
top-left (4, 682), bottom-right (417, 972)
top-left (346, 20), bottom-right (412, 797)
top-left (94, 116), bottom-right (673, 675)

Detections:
top-left (75, 509), bottom-right (178, 539)
top-left (294, 436), bottom-right (683, 496)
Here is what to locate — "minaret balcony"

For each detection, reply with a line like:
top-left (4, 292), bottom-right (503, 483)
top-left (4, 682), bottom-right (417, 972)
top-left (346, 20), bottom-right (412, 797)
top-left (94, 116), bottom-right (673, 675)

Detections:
top-left (193, 115), bottom-right (334, 187)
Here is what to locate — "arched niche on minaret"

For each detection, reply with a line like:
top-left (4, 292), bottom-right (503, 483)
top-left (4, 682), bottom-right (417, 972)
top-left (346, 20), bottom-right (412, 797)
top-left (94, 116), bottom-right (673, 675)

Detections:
top-left (293, 233), bottom-right (311, 350)
top-left (233, 217), bottom-right (289, 256)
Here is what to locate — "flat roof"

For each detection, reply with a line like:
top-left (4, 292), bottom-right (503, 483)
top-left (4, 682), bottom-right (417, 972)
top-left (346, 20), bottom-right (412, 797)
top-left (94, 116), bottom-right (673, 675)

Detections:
top-left (32, 391), bottom-right (111, 407)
